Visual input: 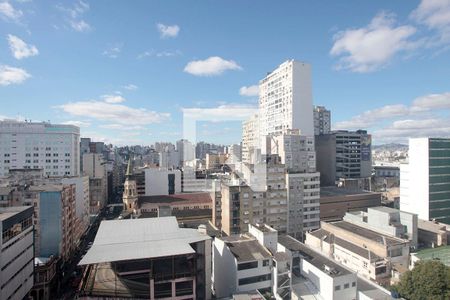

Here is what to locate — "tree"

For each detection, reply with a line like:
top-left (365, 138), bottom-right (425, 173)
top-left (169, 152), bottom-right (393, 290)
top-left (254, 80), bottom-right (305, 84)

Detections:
top-left (392, 259), bottom-right (450, 300)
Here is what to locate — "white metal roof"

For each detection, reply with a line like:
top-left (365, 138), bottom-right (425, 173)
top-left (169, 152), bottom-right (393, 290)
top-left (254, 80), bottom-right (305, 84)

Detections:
top-left (79, 216), bottom-right (210, 265)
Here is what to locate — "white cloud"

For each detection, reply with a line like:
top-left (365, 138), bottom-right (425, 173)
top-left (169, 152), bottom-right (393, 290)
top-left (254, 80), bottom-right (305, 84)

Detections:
top-left (62, 120), bottom-right (91, 127)
top-left (7, 34), bottom-right (39, 60)
top-left (373, 118), bottom-right (450, 142)
top-left (156, 50), bottom-right (182, 57)
top-left (137, 49), bottom-right (182, 59)
top-left (156, 23), bottom-right (180, 38)
top-left (101, 94), bottom-right (126, 104)
top-left (0, 65), bottom-right (31, 86)
top-left (70, 19), bottom-right (90, 32)
top-left (334, 104), bottom-right (410, 129)
top-left (58, 100), bottom-right (170, 125)
top-left (0, 2), bottom-right (23, 22)
top-left (411, 0), bottom-right (450, 44)
top-left (184, 56), bottom-right (242, 76)
top-left (123, 84), bottom-right (138, 91)
top-left (239, 85), bottom-right (259, 97)
top-left (182, 104), bottom-right (257, 122)
top-left (411, 92), bottom-right (450, 111)
top-left (102, 45), bottom-right (121, 58)
top-left (57, 1), bottom-right (91, 32)
top-left (100, 124), bottom-right (144, 131)
top-left (330, 12), bottom-right (417, 72)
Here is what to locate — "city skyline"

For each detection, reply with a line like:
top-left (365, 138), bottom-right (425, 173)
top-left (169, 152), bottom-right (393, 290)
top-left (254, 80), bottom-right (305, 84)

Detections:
top-left (1, 0), bottom-right (450, 145)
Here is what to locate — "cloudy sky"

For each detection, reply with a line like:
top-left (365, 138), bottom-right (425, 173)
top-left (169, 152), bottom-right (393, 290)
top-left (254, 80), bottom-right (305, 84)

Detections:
top-left (0, 0), bottom-right (449, 145)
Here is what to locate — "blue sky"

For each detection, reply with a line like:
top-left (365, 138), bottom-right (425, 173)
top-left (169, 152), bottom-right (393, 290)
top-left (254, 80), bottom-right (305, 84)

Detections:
top-left (1, 0), bottom-right (450, 145)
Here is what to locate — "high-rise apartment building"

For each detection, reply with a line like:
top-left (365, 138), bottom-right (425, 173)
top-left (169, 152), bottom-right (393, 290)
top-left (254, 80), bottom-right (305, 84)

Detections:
top-left (259, 60), bottom-right (314, 137)
top-left (82, 153), bottom-right (108, 212)
top-left (268, 130), bottom-right (320, 239)
top-left (316, 130), bottom-right (372, 186)
top-left (31, 184), bottom-right (76, 262)
top-left (0, 120), bottom-right (80, 177)
top-left (313, 105), bottom-right (331, 135)
top-left (219, 156), bottom-right (288, 236)
top-left (242, 114), bottom-right (260, 164)
top-left (0, 206), bottom-right (34, 300)
top-left (400, 138), bottom-right (450, 224)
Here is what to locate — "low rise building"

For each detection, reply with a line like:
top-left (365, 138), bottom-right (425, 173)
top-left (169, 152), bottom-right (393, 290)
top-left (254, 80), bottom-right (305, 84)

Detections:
top-left (306, 220), bottom-right (410, 284)
top-left (417, 219), bottom-right (450, 248)
top-left (278, 235), bottom-right (357, 300)
top-left (136, 192), bottom-right (213, 223)
top-left (320, 186), bottom-right (381, 222)
top-left (343, 206), bottom-right (418, 249)
top-left (31, 256), bottom-right (58, 300)
top-left (213, 224), bottom-right (292, 299)
top-left (0, 206), bottom-right (34, 300)
top-left (79, 217), bottom-right (212, 299)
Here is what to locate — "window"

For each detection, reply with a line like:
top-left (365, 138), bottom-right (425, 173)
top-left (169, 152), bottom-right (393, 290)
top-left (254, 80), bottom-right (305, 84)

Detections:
top-left (238, 274), bottom-right (271, 286)
top-left (335, 285), bottom-right (341, 291)
top-left (263, 259), bottom-right (269, 266)
top-left (352, 282), bottom-right (356, 287)
top-left (237, 261), bottom-right (258, 270)
top-left (344, 283), bottom-right (349, 289)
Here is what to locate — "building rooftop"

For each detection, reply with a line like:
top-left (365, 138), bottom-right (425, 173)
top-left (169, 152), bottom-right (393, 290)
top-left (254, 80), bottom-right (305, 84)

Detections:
top-left (413, 245), bottom-right (450, 266)
top-left (308, 229), bottom-right (382, 261)
top-left (320, 186), bottom-right (372, 197)
top-left (29, 184), bottom-right (64, 192)
top-left (331, 221), bottom-right (406, 247)
top-left (79, 216), bottom-right (210, 265)
top-left (0, 206), bottom-right (32, 222)
top-left (278, 235), bottom-right (352, 278)
top-left (222, 236), bottom-right (272, 262)
top-left (137, 192), bottom-right (212, 206)
top-left (418, 219), bottom-right (449, 233)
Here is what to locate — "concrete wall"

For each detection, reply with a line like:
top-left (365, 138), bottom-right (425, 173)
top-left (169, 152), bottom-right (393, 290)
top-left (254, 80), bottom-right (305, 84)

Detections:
top-left (212, 238), bottom-right (237, 298)
top-left (144, 169), bottom-right (181, 196)
top-left (400, 138), bottom-right (430, 220)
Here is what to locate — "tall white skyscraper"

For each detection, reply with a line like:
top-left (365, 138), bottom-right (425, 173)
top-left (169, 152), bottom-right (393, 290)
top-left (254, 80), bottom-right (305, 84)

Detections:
top-left (259, 60), bottom-right (314, 138)
top-left (0, 121), bottom-right (80, 177)
top-left (400, 138), bottom-right (450, 224)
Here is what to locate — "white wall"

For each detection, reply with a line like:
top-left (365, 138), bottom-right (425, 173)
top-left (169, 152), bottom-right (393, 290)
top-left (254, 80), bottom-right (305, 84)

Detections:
top-left (301, 259), bottom-right (356, 300)
top-left (144, 168), bottom-right (181, 196)
top-left (212, 238), bottom-right (237, 298)
top-left (292, 61), bottom-right (314, 136)
top-left (400, 138), bottom-right (430, 220)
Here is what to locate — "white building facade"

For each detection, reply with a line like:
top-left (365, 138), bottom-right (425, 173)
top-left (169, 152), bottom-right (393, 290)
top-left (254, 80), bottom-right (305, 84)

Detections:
top-left (400, 138), bottom-right (450, 224)
top-left (144, 168), bottom-right (182, 196)
top-left (0, 121), bottom-right (80, 177)
top-left (259, 60), bottom-right (314, 137)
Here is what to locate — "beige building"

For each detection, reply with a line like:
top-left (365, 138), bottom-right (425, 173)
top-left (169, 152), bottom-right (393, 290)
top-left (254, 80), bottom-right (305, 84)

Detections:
top-left (205, 153), bottom-right (228, 170)
top-left (242, 114), bottom-right (260, 164)
top-left (219, 158), bottom-right (288, 236)
top-left (418, 219), bottom-right (450, 247)
top-left (82, 153), bottom-right (108, 213)
top-left (306, 221), bottom-right (410, 284)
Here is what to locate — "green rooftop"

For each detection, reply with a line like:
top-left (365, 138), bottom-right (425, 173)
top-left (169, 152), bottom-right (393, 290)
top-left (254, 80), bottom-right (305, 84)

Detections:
top-left (414, 245), bottom-right (450, 266)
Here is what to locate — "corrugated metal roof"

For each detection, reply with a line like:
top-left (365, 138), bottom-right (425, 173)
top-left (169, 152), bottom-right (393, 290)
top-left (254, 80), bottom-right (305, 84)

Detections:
top-left (79, 216), bottom-right (210, 265)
